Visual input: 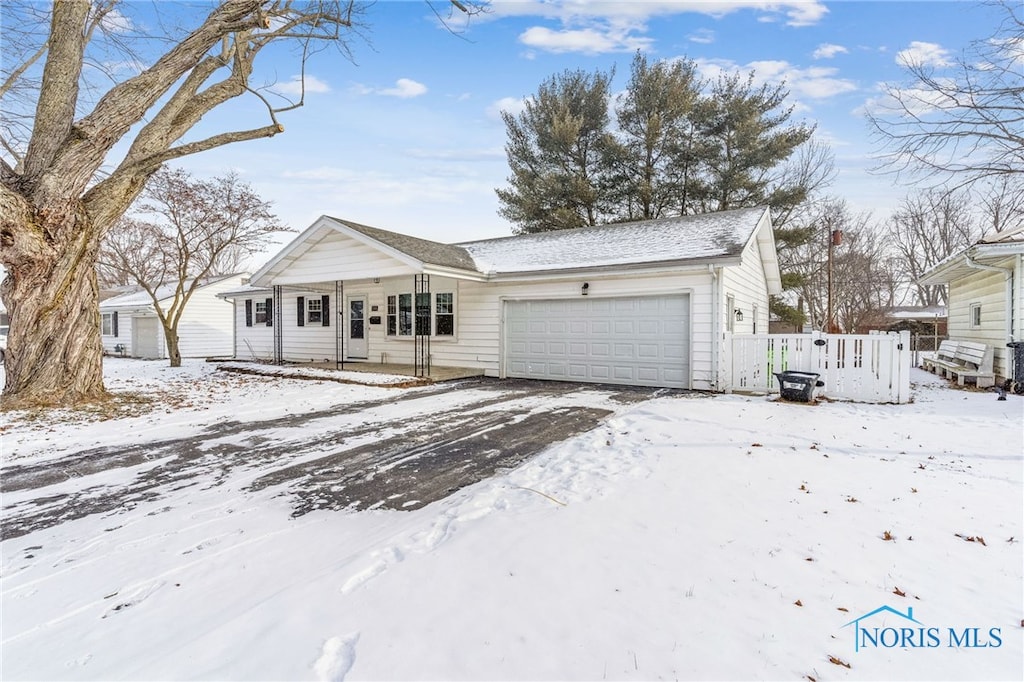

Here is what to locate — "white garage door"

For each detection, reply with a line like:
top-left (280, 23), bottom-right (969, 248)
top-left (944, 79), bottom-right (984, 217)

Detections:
top-left (504, 295), bottom-right (689, 388)
top-left (133, 316), bottom-right (163, 359)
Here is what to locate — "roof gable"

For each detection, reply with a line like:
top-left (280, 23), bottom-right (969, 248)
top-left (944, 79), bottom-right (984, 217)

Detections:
top-left (250, 216), bottom-right (479, 286)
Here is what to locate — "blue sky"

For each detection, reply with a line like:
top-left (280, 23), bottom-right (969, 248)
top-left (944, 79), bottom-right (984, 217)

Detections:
top-left (171, 0), bottom-right (1000, 249)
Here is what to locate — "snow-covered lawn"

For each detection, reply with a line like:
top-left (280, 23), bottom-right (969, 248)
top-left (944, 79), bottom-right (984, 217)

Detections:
top-left (1, 359), bottom-right (1022, 681)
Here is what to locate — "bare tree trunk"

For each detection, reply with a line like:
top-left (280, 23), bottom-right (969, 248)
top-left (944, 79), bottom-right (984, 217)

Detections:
top-left (162, 321), bottom-right (182, 368)
top-left (1, 210), bottom-right (106, 407)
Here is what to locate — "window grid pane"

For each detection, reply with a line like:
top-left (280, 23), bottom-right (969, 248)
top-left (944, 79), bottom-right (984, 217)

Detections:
top-left (415, 292), bottom-right (431, 336)
top-left (387, 295), bottom-right (397, 336)
top-left (399, 294), bottom-right (412, 335)
top-left (436, 293), bottom-right (453, 336)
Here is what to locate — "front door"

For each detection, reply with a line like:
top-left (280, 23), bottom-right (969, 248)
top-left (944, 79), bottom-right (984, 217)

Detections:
top-left (347, 296), bottom-right (368, 359)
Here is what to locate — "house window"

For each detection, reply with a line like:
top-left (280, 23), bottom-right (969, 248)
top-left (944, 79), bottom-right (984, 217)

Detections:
top-left (386, 291), bottom-right (454, 337)
top-left (307, 297), bottom-right (322, 324)
top-left (436, 293), bottom-right (454, 336)
top-left (970, 303), bottom-right (981, 328)
top-left (415, 293), bottom-right (431, 336)
top-left (387, 296), bottom-right (397, 335)
top-left (246, 298), bottom-right (273, 327)
top-left (399, 293), bottom-right (412, 335)
top-left (726, 294), bottom-right (735, 333)
top-left (296, 295), bottom-right (329, 327)
top-left (101, 312), bottom-right (118, 337)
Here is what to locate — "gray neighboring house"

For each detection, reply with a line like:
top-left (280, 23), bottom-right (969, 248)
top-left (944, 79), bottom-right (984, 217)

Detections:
top-left (100, 274), bottom-right (246, 359)
top-left (221, 206), bottom-right (782, 391)
top-left (920, 225), bottom-right (1024, 383)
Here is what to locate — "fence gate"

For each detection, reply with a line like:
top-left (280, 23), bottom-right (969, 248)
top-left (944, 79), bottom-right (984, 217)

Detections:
top-left (728, 331), bottom-right (911, 403)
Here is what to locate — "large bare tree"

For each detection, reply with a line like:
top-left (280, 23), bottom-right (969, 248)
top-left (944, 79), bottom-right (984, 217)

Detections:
top-left (867, 0), bottom-right (1023, 191)
top-left (0, 0), bottom-right (477, 407)
top-left (100, 167), bottom-right (288, 367)
top-left (886, 190), bottom-right (979, 307)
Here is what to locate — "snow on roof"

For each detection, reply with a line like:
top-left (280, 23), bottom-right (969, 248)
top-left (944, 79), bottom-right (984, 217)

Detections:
top-left (980, 222), bottom-right (1024, 244)
top-left (886, 306), bottom-right (947, 320)
top-left (457, 207), bottom-right (767, 274)
top-left (218, 283), bottom-right (273, 299)
top-left (101, 274), bottom-right (242, 308)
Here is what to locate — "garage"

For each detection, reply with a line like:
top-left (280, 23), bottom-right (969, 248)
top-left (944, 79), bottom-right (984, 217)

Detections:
top-left (503, 295), bottom-right (690, 388)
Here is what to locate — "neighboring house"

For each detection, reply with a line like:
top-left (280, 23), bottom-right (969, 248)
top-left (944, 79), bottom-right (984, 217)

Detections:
top-left (221, 206), bottom-right (782, 390)
top-left (919, 226), bottom-right (1024, 383)
top-left (100, 274), bottom-right (247, 359)
top-left (859, 305), bottom-right (948, 336)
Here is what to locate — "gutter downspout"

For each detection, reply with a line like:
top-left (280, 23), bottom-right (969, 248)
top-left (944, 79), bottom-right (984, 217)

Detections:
top-left (710, 263), bottom-right (721, 392)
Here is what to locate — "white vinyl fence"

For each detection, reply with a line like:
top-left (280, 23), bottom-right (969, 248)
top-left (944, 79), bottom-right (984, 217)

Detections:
top-left (726, 331), bottom-right (912, 403)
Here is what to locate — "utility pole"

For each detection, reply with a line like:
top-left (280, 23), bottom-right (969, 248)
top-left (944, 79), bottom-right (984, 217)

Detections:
top-left (826, 228), bottom-right (842, 332)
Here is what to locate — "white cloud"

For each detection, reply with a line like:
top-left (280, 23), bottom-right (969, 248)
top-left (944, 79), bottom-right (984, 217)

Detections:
top-left (862, 80), bottom-right (958, 119)
top-left (896, 41), bottom-right (952, 68)
top-left (352, 78), bottom-right (429, 98)
top-left (494, 1), bottom-right (827, 55)
top-left (383, 78), bottom-right (428, 98)
top-left (688, 28), bottom-right (715, 45)
top-left (813, 43), bottom-right (848, 60)
top-left (989, 35), bottom-right (1024, 69)
top-left (696, 58), bottom-right (858, 101)
top-left (273, 75), bottom-right (331, 96)
top-left (99, 7), bottom-right (133, 33)
top-left (783, 1), bottom-right (828, 27)
top-left (487, 96), bottom-right (529, 121)
top-left (518, 25), bottom-right (652, 55)
top-left (490, 1), bottom-right (828, 26)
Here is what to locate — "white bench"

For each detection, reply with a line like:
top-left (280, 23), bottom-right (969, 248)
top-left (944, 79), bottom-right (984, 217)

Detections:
top-left (922, 340), bottom-right (959, 373)
top-left (923, 340), bottom-right (995, 388)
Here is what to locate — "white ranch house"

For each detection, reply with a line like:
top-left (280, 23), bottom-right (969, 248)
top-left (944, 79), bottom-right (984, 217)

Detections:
top-left (920, 225), bottom-right (1024, 384)
top-left (100, 274), bottom-right (244, 360)
top-left (221, 206), bottom-right (781, 391)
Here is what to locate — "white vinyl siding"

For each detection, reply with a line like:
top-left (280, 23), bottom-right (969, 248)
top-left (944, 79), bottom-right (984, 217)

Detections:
top-left (268, 227), bottom-right (418, 285)
top-left (235, 296), bottom-right (275, 361)
top-left (100, 313), bottom-right (132, 355)
top-left (721, 234), bottom-right (771, 335)
top-left (948, 266), bottom-right (1013, 378)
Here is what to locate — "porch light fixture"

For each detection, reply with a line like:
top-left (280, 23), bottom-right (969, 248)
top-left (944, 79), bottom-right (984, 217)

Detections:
top-left (373, 277), bottom-right (380, 284)
top-left (734, 308), bottom-right (743, 322)
top-left (581, 282), bottom-right (590, 296)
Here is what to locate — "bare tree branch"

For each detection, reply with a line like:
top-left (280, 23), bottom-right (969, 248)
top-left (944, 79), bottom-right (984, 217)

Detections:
top-left (868, 0), bottom-right (1024, 191)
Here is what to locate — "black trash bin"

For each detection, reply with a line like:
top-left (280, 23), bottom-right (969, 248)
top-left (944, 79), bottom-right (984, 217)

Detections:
top-left (1007, 342), bottom-right (1024, 395)
top-left (774, 371), bottom-right (822, 402)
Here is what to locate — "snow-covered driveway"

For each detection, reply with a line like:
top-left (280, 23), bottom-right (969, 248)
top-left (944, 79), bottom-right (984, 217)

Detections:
top-left (2, 374), bottom-right (671, 541)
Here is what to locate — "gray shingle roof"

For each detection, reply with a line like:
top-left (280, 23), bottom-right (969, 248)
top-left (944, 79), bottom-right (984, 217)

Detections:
top-left (328, 217), bottom-right (478, 272)
top-left (457, 206), bottom-right (767, 274)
